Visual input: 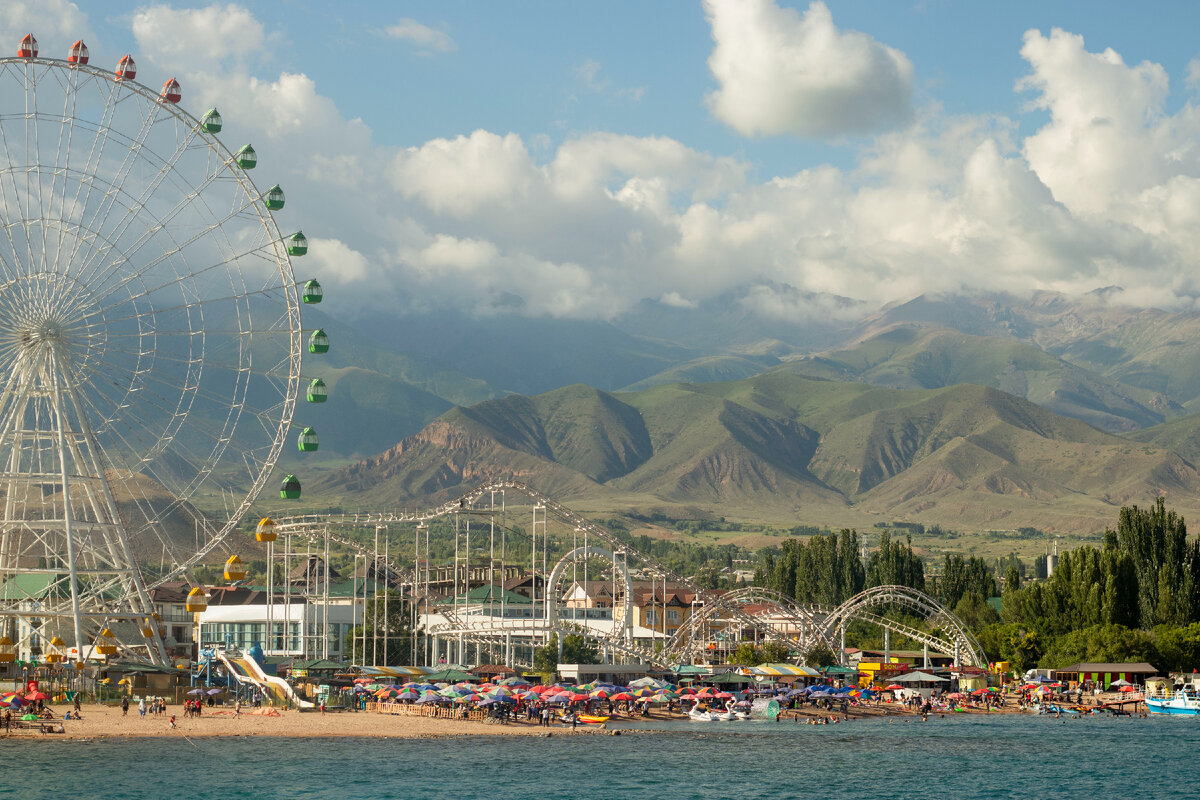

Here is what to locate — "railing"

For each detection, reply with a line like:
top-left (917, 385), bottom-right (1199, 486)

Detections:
top-left (365, 701), bottom-right (487, 721)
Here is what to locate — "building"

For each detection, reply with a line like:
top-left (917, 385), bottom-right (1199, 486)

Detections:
top-left (195, 584), bottom-right (360, 660)
top-left (1053, 662), bottom-right (1160, 689)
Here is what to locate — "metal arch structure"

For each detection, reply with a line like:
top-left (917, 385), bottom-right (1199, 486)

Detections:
top-left (262, 482), bottom-right (986, 670)
top-left (545, 545), bottom-right (633, 641)
top-left (667, 587), bottom-right (837, 660)
top-left (823, 585), bottom-right (987, 669)
top-left (0, 47), bottom-right (304, 664)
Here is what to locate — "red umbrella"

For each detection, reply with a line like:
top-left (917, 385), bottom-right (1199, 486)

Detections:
top-left (885, 684), bottom-right (904, 691)
top-left (568, 693), bottom-right (589, 702)
top-left (1119, 685), bottom-right (1137, 693)
top-left (610, 692), bottom-right (635, 701)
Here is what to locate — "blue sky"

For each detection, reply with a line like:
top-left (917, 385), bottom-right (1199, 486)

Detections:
top-left (9, 1), bottom-right (1200, 320)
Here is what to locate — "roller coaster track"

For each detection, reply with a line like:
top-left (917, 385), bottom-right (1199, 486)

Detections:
top-left (265, 481), bottom-right (985, 669)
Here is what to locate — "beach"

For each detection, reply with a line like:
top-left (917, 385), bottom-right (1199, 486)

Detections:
top-left (1, 704), bottom-right (648, 740)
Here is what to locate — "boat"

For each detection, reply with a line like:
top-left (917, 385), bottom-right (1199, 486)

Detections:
top-left (576, 714), bottom-right (610, 724)
top-left (688, 708), bottom-right (715, 721)
top-left (1146, 689), bottom-right (1200, 716)
top-left (713, 709), bottom-right (736, 721)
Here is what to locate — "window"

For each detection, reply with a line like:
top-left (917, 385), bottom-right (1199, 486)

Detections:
top-left (667, 609), bottom-right (679, 623)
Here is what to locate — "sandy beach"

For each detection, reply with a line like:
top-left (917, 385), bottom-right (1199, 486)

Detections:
top-left (0, 704), bottom-right (647, 740)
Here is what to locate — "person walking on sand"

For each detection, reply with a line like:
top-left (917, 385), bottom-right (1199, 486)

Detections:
top-left (234, 699), bottom-right (241, 717)
top-left (169, 714), bottom-right (176, 729)
top-left (138, 697), bottom-right (146, 718)
top-left (121, 696), bottom-right (129, 716)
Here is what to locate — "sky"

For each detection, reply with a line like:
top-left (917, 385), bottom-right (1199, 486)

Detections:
top-left (9, 0), bottom-right (1200, 323)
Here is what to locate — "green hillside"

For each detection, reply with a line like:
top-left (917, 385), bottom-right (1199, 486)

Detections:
top-left (782, 324), bottom-right (1171, 432)
top-left (313, 372), bottom-right (1200, 534)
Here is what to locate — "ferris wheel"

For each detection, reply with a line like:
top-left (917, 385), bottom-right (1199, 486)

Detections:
top-left (0, 35), bottom-right (322, 665)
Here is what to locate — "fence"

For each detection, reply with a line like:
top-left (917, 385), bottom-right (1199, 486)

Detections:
top-left (365, 701), bottom-right (488, 722)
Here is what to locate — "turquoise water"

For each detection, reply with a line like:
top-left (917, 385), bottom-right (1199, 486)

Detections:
top-left (5, 713), bottom-right (1196, 799)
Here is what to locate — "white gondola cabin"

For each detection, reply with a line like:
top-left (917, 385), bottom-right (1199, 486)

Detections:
top-left (17, 34), bottom-right (36, 59)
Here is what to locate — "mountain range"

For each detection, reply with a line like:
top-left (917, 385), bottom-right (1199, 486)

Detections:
top-left (264, 289), bottom-right (1200, 536)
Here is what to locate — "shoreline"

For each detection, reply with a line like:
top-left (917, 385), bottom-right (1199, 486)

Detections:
top-left (0, 699), bottom-right (1042, 740)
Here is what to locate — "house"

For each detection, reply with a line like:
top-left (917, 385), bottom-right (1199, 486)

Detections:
top-left (1053, 662), bottom-right (1160, 689)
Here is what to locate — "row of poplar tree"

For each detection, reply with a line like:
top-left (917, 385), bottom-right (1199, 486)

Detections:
top-left (754, 498), bottom-right (1200, 671)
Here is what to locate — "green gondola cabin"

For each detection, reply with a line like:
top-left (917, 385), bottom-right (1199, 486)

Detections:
top-left (308, 329), bottom-right (329, 354)
top-left (281, 475), bottom-right (302, 499)
top-left (264, 185), bottom-right (285, 211)
top-left (302, 279), bottom-right (322, 303)
top-left (201, 108), bottom-right (222, 134)
top-left (235, 144), bottom-right (257, 169)
top-left (298, 427), bottom-right (319, 452)
top-left (306, 378), bottom-right (328, 403)
top-left (288, 232), bottom-right (308, 257)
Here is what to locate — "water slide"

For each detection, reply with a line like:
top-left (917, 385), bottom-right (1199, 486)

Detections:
top-left (216, 649), bottom-right (314, 710)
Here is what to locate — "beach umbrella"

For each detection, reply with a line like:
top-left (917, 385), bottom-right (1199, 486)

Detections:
top-left (500, 676), bottom-right (532, 687)
top-left (206, 688), bottom-right (224, 695)
top-left (1119, 685), bottom-right (1137, 693)
top-left (187, 688), bottom-right (205, 695)
top-left (885, 684), bottom-right (904, 691)
top-left (521, 690), bottom-right (540, 700)
top-left (397, 690), bottom-right (418, 701)
top-left (589, 689), bottom-right (611, 699)
top-left (715, 692), bottom-right (733, 700)
top-left (610, 692), bottom-right (634, 701)
top-left (545, 695), bottom-right (569, 705)
top-left (568, 693), bottom-right (589, 702)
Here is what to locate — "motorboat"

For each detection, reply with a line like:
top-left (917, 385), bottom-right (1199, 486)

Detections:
top-left (1146, 689), bottom-right (1200, 716)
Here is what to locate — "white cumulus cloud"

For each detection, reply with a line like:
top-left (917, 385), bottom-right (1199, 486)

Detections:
top-left (384, 18), bottom-right (456, 54)
top-left (703, 0), bottom-right (914, 138)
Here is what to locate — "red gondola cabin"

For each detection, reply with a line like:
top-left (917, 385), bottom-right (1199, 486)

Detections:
top-left (18, 34), bottom-right (37, 59)
top-left (160, 78), bottom-right (181, 104)
top-left (115, 55), bottom-right (136, 80)
top-left (68, 40), bottom-right (89, 65)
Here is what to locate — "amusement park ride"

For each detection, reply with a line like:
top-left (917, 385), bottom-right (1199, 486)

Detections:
top-left (0, 34), bottom-right (983, 676)
top-left (0, 34), bottom-right (321, 669)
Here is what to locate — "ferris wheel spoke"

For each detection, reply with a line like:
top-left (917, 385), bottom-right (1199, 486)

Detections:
top-left (59, 75), bottom-right (125, 274)
top-left (81, 186), bottom-right (276, 301)
top-left (72, 121), bottom-right (213, 289)
top-left (72, 95), bottom-right (163, 268)
top-left (0, 115), bottom-right (37, 280)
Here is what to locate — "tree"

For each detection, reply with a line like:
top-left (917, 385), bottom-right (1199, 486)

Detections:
top-left (533, 632), bottom-right (598, 673)
top-left (759, 641), bottom-right (792, 664)
top-left (803, 642), bottom-right (838, 668)
top-left (865, 531), bottom-right (925, 592)
top-left (1114, 497), bottom-right (1194, 626)
top-left (730, 643), bottom-right (763, 667)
